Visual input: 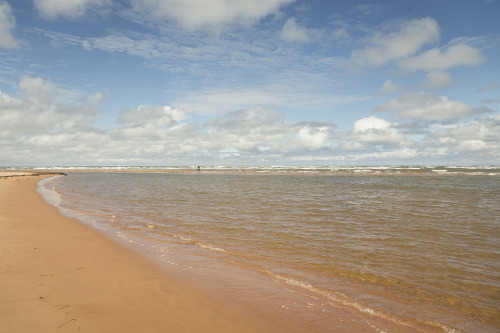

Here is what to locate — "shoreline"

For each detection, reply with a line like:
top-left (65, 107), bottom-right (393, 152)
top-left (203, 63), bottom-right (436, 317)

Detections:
top-left (0, 174), bottom-right (274, 332)
top-left (0, 172), bottom-right (476, 332)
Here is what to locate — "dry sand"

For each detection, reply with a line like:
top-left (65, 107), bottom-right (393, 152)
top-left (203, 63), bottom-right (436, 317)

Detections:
top-left (0, 174), bottom-right (273, 332)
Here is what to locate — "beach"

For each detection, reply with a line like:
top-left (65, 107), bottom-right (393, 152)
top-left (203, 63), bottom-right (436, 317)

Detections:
top-left (2, 169), bottom-right (498, 332)
top-left (0, 173), bottom-right (275, 332)
top-left (0, 172), bottom-right (394, 333)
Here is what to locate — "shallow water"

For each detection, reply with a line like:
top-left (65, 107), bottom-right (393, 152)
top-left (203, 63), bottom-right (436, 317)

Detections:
top-left (39, 167), bottom-right (500, 332)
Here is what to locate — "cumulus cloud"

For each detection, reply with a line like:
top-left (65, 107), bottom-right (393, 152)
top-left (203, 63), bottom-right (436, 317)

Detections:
top-left (379, 80), bottom-right (401, 94)
top-left (376, 92), bottom-right (490, 121)
top-left (0, 0), bottom-right (20, 48)
top-left (294, 125), bottom-right (330, 148)
top-left (35, 0), bottom-right (112, 20)
top-left (420, 71), bottom-right (453, 88)
top-left (205, 109), bottom-right (335, 153)
top-left (118, 105), bottom-right (186, 128)
top-left (352, 116), bottom-right (407, 147)
top-left (431, 115), bottom-right (500, 155)
top-left (0, 77), bottom-right (340, 165)
top-left (112, 107), bottom-right (335, 157)
top-left (130, 0), bottom-right (294, 31)
top-left (19, 76), bottom-right (57, 101)
top-left (0, 78), bottom-right (109, 166)
top-left (0, 76), bottom-right (99, 135)
top-left (282, 18), bottom-right (310, 43)
top-left (351, 17), bottom-right (440, 67)
top-left (400, 44), bottom-right (483, 71)
top-left (380, 73), bottom-right (453, 95)
top-left (2, 76), bottom-right (498, 165)
top-left (204, 108), bottom-right (290, 151)
top-left (86, 91), bottom-right (108, 106)
top-left (206, 108), bottom-right (283, 133)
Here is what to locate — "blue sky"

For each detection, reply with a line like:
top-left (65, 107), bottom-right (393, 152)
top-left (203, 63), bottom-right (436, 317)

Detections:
top-left (1, 0), bottom-right (499, 166)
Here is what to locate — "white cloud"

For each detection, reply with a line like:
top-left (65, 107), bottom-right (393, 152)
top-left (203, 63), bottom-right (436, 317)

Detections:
top-left (0, 77), bottom-right (100, 140)
top-left (130, 0), bottom-right (294, 31)
top-left (31, 23), bottom-right (356, 111)
top-left (400, 44), bottom-right (483, 72)
top-left (354, 116), bottom-right (391, 133)
top-left (379, 80), bottom-right (401, 94)
top-left (456, 139), bottom-right (487, 152)
top-left (420, 71), bottom-right (453, 88)
top-left (294, 126), bottom-right (330, 148)
top-left (380, 73), bottom-right (453, 95)
top-left (114, 107), bottom-right (335, 156)
top-left (0, 77), bottom-right (339, 165)
top-left (376, 92), bottom-right (489, 121)
top-left (432, 116), bottom-right (500, 155)
top-left (352, 116), bottom-right (407, 146)
top-left (204, 108), bottom-right (289, 151)
top-left (86, 91), bottom-right (108, 105)
top-left (118, 105), bottom-right (186, 127)
top-left (35, 0), bottom-right (112, 20)
top-left (2, 76), bottom-right (498, 166)
top-left (90, 33), bottom-right (136, 52)
top-left (218, 109), bottom-right (334, 154)
top-left (351, 17), bottom-right (440, 67)
top-left (0, 1), bottom-right (20, 48)
top-left (282, 18), bottom-right (310, 43)
top-left (19, 76), bottom-right (57, 101)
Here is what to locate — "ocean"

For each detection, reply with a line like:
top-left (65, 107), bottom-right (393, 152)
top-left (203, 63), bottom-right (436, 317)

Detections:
top-left (37, 166), bottom-right (500, 332)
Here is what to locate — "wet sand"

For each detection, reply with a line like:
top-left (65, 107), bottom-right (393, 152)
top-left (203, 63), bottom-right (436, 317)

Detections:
top-left (0, 174), bottom-right (273, 332)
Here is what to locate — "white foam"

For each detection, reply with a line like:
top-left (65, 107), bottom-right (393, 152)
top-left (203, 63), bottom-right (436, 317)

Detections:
top-left (198, 243), bottom-right (227, 253)
top-left (266, 272), bottom-right (453, 332)
top-left (37, 176), bottom-right (64, 206)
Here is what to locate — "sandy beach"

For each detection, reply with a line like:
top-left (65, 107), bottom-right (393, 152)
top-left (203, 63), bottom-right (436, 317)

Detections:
top-left (3, 170), bottom-right (492, 332)
top-left (0, 173), bottom-right (273, 332)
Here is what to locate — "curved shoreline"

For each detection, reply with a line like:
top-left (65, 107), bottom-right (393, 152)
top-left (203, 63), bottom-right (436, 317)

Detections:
top-left (0, 175), bottom-right (273, 332)
top-left (1, 172), bottom-right (478, 332)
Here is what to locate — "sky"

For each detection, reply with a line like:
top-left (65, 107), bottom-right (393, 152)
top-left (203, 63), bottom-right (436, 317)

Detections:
top-left (0, 0), bottom-right (499, 166)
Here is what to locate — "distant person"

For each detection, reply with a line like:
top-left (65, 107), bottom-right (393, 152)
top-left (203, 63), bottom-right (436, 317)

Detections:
top-left (197, 166), bottom-right (200, 171)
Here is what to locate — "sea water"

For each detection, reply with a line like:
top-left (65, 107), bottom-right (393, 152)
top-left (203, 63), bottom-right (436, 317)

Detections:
top-left (38, 167), bottom-right (500, 332)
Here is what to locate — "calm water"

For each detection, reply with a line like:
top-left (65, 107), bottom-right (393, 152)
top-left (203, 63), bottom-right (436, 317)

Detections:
top-left (39, 167), bottom-right (500, 332)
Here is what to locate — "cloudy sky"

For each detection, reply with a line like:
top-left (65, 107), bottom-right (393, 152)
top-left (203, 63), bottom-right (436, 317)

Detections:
top-left (1, 0), bottom-right (499, 166)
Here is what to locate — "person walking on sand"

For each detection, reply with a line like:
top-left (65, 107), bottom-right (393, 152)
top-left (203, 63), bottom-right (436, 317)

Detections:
top-left (197, 166), bottom-right (200, 171)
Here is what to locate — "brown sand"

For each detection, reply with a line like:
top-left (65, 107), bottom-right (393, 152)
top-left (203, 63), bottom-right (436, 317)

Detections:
top-left (0, 174), bottom-right (273, 332)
